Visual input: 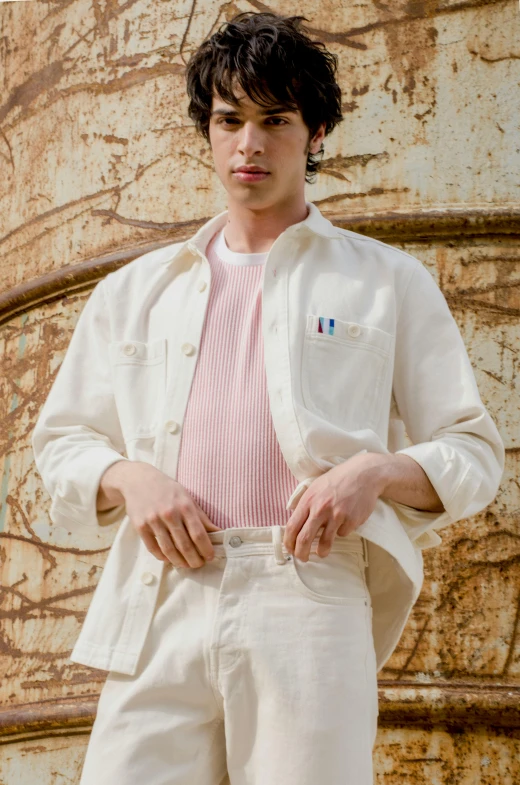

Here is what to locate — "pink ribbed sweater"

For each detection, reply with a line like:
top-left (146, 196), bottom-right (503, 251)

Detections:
top-left (175, 228), bottom-right (298, 530)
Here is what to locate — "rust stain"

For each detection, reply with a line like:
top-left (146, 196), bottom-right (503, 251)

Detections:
top-left (0, 125), bottom-right (15, 173)
top-left (179, 0), bottom-right (199, 60)
top-left (314, 187), bottom-right (410, 206)
top-left (0, 185), bottom-right (125, 248)
top-left (370, 0), bottom-right (439, 107)
top-left (90, 209), bottom-right (211, 231)
top-left (102, 134), bottom-right (129, 145)
top-left (320, 152), bottom-right (390, 183)
top-left (0, 60), bottom-right (66, 127)
top-left (341, 100), bottom-right (359, 113)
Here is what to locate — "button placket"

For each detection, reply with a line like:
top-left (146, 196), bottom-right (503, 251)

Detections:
top-left (165, 420), bottom-right (180, 434)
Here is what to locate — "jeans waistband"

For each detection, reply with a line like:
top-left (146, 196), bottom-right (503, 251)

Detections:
top-left (207, 525), bottom-right (367, 565)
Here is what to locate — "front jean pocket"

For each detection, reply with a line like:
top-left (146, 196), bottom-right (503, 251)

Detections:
top-left (109, 339), bottom-right (166, 441)
top-left (288, 549), bottom-right (370, 606)
top-left (301, 315), bottom-right (393, 433)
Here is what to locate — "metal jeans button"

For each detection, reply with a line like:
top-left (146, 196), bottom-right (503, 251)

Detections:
top-left (229, 536), bottom-right (242, 548)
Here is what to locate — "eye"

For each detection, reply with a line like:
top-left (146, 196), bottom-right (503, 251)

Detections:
top-left (218, 117), bottom-right (240, 125)
top-left (267, 117), bottom-right (288, 125)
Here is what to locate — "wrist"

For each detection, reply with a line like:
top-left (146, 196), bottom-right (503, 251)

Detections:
top-left (97, 459), bottom-right (138, 510)
top-left (355, 452), bottom-right (397, 497)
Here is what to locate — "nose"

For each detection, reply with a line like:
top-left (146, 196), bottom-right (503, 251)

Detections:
top-left (237, 121), bottom-right (265, 158)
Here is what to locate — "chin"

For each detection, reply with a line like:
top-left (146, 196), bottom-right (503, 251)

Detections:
top-left (230, 188), bottom-right (274, 209)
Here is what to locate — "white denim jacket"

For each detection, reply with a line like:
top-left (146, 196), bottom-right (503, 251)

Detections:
top-left (31, 202), bottom-right (504, 675)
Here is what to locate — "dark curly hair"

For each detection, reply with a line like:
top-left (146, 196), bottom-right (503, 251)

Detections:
top-left (185, 12), bottom-right (343, 183)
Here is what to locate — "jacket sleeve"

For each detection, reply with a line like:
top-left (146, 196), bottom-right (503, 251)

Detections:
top-left (31, 276), bottom-right (129, 534)
top-left (390, 260), bottom-right (505, 549)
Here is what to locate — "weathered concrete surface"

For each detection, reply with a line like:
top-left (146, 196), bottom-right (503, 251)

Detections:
top-left (0, 724), bottom-right (519, 784)
top-left (1, 0), bottom-right (519, 294)
top-left (374, 726), bottom-right (520, 784)
top-left (0, 732), bottom-right (90, 785)
top-left (1, 0), bottom-right (519, 780)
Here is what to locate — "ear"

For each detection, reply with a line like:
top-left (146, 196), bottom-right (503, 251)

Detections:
top-left (309, 123), bottom-right (326, 155)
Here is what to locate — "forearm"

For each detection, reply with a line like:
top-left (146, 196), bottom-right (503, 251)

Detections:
top-left (364, 452), bottom-right (445, 513)
top-left (96, 459), bottom-right (136, 511)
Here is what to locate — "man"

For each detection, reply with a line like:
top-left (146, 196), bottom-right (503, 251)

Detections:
top-left (32, 11), bottom-right (504, 785)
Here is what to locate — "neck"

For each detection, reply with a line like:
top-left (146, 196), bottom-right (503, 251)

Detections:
top-left (222, 195), bottom-right (309, 254)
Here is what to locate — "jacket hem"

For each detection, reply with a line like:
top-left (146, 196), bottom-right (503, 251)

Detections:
top-left (69, 640), bottom-right (139, 676)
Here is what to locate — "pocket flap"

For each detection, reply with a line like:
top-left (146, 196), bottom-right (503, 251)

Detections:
top-left (306, 315), bottom-right (393, 355)
top-left (109, 338), bottom-right (167, 365)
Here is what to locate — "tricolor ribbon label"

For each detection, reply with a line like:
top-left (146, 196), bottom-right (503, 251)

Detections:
top-left (318, 317), bottom-right (335, 335)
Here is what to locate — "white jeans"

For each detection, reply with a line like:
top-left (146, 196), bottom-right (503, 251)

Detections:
top-left (79, 525), bottom-right (378, 785)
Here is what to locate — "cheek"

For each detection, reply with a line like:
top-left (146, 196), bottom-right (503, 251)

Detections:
top-left (212, 135), bottom-right (235, 163)
top-left (272, 136), bottom-right (310, 170)
top-left (209, 140), bottom-right (229, 172)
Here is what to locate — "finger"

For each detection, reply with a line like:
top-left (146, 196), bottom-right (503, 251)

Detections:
top-left (316, 520), bottom-right (339, 558)
top-left (138, 524), bottom-right (183, 565)
top-left (151, 515), bottom-right (201, 568)
top-left (155, 531), bottom-right (191, 568)
top-left (294, 517), bottom-right (324, 562)
top-left (183, 512), bottom-right (216, 561)
top-left (162, 513), bottom-right (205, 568)
top-left (337, 520), bottom-right (353, 537)
top-left (283, 502), bottom-right (309, 553)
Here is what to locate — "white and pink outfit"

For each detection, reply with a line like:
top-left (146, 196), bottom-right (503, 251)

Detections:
top-left (78, 227), bottom-right (377, 785)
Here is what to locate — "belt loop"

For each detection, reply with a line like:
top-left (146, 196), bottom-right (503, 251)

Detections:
top-left (361, 535), bottom-right (368, 567)
top-left (272, 526), bottom-right (286, 565)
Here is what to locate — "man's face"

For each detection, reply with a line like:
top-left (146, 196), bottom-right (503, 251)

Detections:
top-left (208, 87), bottom-right (325, 210)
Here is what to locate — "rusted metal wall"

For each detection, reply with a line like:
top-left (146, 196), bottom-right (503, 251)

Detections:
top-left (1, 0), bottom-right (519, 782)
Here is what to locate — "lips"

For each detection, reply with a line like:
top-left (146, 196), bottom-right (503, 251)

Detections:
top-left (233, 166), bottom-right (270, 182)
top-left (234, 167), bottom-right (269, 174)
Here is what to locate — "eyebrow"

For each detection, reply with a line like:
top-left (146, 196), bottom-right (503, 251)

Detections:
top-left (210, 106), bottom-right (297, 117)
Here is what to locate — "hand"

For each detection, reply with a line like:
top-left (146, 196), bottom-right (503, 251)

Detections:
top-left (104, 461), bottom-right (221, 568)
top-left (283, 454), bottom-right (385, 562)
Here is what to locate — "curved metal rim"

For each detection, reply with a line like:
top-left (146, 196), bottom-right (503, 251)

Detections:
top-left (1, 207), bottom-right (519, 327)
top-left (0, 683), bottom-right (519, 741)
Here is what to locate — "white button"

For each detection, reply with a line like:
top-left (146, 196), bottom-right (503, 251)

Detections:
top-left (197, 280), bottom-right (207, 292)
top-left (123, 343), bottom-right (137, 356)
top-left (141, 572), bottom-right (155, 585)
top-left (182, 343), bottom-right (196, 356)
top-left (229, 536), bottom-right (242, 548)
top-left (166, 420), bottom-right (180, 434)
top-left (348, 324), bottom-right (361, 338)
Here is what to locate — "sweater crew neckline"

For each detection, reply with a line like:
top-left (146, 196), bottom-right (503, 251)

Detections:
top-left (214, 228), bottom-right (269, 266)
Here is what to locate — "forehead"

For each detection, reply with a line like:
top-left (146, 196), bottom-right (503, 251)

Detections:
top-left (211, 88), bottom-right (298, 116)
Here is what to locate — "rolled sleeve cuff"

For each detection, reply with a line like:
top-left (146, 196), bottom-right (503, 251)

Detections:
top-left (393, 441), bottom-right (483, 547)
top-left (49, 447), bottom-right (129, 533)
top-left (388, 500), bottom-right (449, 549)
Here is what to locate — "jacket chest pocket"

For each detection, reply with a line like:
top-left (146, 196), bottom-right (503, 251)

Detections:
top-left (301, 315), bottom-right (393, 432)
top-left (108, 339), bottom-right (167, 442)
